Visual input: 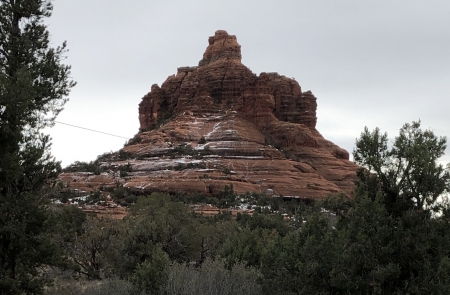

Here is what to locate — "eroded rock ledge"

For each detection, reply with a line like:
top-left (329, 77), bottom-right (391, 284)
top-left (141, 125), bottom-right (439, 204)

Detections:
top-left (63, 30), bottom-right (359, 200)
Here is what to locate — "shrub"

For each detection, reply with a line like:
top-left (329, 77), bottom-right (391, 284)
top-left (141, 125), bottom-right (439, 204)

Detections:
top-left (118, 163), bottom-right (132, 177)
top-left (163, 258), bottom-right (262, 295)
top-left (172, 144), bottom-right (195, 156)
top-left (130, 246), bottom-right (170, 294)
top-left (63, 161), bottom-right (104, 175)
top-left (118, 150), bottom-right (133, 160)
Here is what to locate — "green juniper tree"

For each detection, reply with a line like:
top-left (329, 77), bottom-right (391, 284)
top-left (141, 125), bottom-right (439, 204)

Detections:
top-left (353, 120), bottom-right (450, 214)
top-left (347, 121), bottom-right (450, 293)
top-left (261, 121), bottom-right (450, 294)
top-left (0, 0), bottom-right (75, 294)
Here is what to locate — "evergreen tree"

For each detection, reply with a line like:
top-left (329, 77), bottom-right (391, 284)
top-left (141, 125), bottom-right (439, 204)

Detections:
top-left (0, 0), bottom-right (75, 293)
top-left (260, 122), bottom-right (450, 294)
top-left (353, 120), bottom-right (450, 214)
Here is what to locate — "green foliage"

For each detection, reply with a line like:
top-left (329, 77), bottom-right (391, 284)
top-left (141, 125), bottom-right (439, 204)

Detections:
top-left (198, 136), bottom-right (206, 144)
top-left (171, 144), bottom-right (196, 156)
top-left (96, 152), bottom-right (114, 162)
top-left (259, 122), bottom-right (450, 294)
top-left (63, 161), bottom-right (104, 175)
top-left (55, 188), bottom-right (82, 204)
top-left (124, 135), bottom-right (142, 146)
top-left (105, 185), bottom-right (137, 206)
top-left (329, 191), bottom-right (450, 294)
top-left (0, 192), bottom-right (67, 294)
top-left (173, 161), bottom-right (206, 171)
top-left (251, 193), bottom-right (282, 213)
top-left (0, 0), bottom-right (75, 293)
top-left (68, 216), bottom-right (120, 280)
top-left (117, 150), bottom-right (133, 160)
top-left (52, 205), bottom-right (86, 243)
top-left (27, 119), bottom-right (450, 294)
top-left (174, 186), bottom-right (218, 204)
top-left (109, 193), bottom-right (202, 279)
top-left (236, 212), bottom-right (289, 236)
top-left (218, 210), bottom-right (289, 269)
top-left (195, 219), bottom-right (236, 264)
top-left (219, 227), bottom-right (273, 269)
top-left (261, 212), bottom-right (337, 294)
top-left (215, 184), bottom-right (237, 208)
top-left (131, 247), bottom-right (169, 294)
top-left (353, 120), bottom-right (450, 213)
top-left (328, 193), bottom-right (399, 293)
top-left (118, 163), bottom-right (132, 177)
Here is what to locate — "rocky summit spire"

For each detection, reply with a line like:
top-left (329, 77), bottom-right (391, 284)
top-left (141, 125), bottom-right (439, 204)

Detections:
top-left (198, 30), bottom-right (242, 66)
top-left (120, 30), bottom-right (360, 200)
top-left (61, 30), bottom-right (360, 202)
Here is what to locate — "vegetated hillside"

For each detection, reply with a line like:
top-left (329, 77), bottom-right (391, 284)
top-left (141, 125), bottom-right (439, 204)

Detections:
top-left (48, 31), bottom-right (450, 295)
top-left (60, 30), bottom-right (359, 201)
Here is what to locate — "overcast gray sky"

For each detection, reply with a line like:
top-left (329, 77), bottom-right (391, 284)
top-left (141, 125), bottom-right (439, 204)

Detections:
top-left (44, 0), bottom-right (450, 167)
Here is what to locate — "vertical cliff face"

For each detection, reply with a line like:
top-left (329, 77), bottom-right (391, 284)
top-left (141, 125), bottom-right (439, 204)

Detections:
top-left (139, 30), bottom-right (317, 134)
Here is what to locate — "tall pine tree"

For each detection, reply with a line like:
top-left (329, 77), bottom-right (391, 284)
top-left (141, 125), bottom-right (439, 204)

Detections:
top-left (0, 1), bottom-right (75, 293)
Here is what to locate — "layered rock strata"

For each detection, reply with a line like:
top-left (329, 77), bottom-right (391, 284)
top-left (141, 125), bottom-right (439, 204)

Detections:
top-left (63, 30), bottom-right (359, 200)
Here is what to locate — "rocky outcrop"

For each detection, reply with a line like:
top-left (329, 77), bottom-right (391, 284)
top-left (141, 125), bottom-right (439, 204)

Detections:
top-left (66, 30), bottom-right (359, 200)
top-left (139, 30), bottom-right (317, 132)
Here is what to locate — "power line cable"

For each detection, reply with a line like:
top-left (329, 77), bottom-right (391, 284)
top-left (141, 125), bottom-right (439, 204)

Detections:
top-left (54, 121), bottom-right (129, 139)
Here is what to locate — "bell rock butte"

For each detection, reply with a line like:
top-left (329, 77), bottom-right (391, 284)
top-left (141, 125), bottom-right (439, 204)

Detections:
top-left (61, 30), bottom-right (359, 200)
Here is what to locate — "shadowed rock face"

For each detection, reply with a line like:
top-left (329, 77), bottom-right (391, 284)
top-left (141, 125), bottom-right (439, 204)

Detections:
top-left (139, 30), bottom-right (317, 134)
top-left (64, 30), bottom-right (359, 200)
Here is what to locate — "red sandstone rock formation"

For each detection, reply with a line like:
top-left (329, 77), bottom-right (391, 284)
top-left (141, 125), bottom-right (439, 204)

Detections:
top-left (139, 30), bottom-right (317, 133)
top-left (65, 30), bottom-right (359, 200)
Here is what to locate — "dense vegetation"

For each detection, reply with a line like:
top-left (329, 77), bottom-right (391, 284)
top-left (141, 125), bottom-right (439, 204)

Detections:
top-left (11, 121), bottom-right (450, 295)
top-left (45, 144), bottom-right (450, 295)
